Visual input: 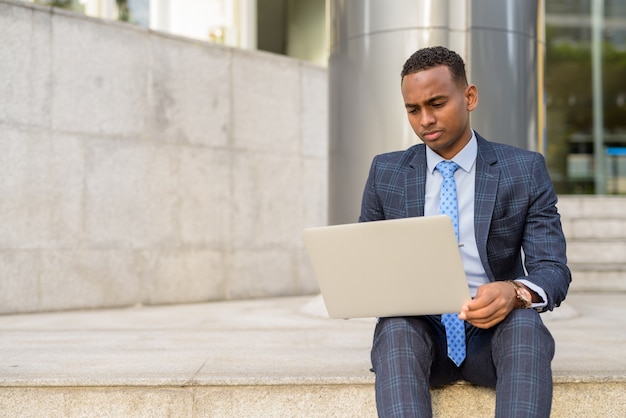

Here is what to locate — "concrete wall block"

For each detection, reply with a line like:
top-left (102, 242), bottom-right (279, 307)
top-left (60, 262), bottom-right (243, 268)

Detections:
top-left (1, 388), bottom-right (67, 418)
top-left (51, 15), bottom-right (149, 136)
top-left (580, 196), bottom-right (626, 218)
top-left (179, 147), bottom-right (232, 247)
top-left (569, 270), bottom-right (626, 292)
top-left (63, 388), bottom-right (193, 417)
top-left (228, 249), bottom-right (296, 298)
top-left (297, 159), bottom-right (326, 295)
top-left (0, 3), bottom-right (52, 128)
top-left (556, 196), bottom-right (584, 219)
top-left (559, 196), bottom-right (626, 219)
top-left (232, 152), bottom-right (304, 248)
top-left (139, 250), bottom-right (225, 305)
top-left (567, 241), bottom-right (626, 264)
top-left (294, 248), bottom-right (320, 295)
top-left (0, 0), bottom-right (330, 312)
top-left (569, 218), bottom-right (626, 240)
top-left (148, 37), bottom-right (231, 147)
top-left (301, 64), bottom-right (328, 158)
top-left (192, 385), bottom-right (375, 417)
top-left (39, 249), bottom-right (139, 311)
top-left (302, 158), bottom-right (328, 229)
top-left (0, 251), bottom-right (41, 314)
top-left (232, 50), bottom-right (300, 153)
top-left (0, 128), bottom-right (83, 249)
top-left (84, 139), bottom-right (179, 248)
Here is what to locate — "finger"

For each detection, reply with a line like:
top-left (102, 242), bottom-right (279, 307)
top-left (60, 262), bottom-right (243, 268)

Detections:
top-left (463, 294), bottom-right (494, 311)
top-left (464, 305), bottom-right (510, 327)
top-left (469, 318), bottom-right (499, 329)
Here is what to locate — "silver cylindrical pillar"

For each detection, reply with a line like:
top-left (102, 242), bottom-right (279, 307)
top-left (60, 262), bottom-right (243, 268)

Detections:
top-left (328, 0), bottom-right (542, 225)
top-left (468, 0), bottom-right (542, 153)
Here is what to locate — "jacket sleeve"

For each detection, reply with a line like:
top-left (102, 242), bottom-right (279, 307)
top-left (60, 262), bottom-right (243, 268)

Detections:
top-left (358, 155), bottom-right (385, 223)
top-left (518, 152), bottom-right (571, 311)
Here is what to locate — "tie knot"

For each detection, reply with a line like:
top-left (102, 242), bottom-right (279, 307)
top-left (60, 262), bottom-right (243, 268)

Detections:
top-left (436, 161), bottom-right (459, 178)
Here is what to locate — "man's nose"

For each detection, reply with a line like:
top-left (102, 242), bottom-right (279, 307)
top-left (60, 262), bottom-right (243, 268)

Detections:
top-left (420, 109), bottom-right (435, 126)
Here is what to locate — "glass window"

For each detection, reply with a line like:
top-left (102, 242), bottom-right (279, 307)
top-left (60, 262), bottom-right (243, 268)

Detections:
top-left (546, 0), bottom-right (626, 194)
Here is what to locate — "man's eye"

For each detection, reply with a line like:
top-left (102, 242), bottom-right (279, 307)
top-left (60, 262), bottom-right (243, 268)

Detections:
top-left (432, 102), bottom-right (445, 108)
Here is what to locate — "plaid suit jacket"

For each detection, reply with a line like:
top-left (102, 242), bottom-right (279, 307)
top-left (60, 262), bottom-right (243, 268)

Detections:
top-left (358, 132), bottom-right (570, 311)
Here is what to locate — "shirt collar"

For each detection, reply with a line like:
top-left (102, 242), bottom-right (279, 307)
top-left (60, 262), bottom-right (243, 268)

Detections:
top-left (427, 130), bottom-right (477, 174)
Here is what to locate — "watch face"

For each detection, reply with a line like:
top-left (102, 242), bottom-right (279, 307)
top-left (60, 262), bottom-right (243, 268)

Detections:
top-left (518, 289), bottom-right (532, 308)
top-left (509, 281), bottom-right (532, 309)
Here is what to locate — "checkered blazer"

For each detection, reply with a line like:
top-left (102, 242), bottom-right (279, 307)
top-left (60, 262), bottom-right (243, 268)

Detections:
top-left (358, 132), bottom-right (571, 311)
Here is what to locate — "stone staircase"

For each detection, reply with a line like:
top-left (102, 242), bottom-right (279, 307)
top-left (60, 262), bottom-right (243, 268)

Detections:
top-left (558, 196), bottom-right (626, 292)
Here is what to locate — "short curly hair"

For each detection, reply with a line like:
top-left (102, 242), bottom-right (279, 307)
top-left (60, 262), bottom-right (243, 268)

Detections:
top-left (401, 46), bottom-right (467, 86)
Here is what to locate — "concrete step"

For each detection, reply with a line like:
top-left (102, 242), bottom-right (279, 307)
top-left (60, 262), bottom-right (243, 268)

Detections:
top-left (558, 196), bottom-right (626, 292)
top-left (1, 294), bottom-right (625, 417)
top-left (558, 196), bottom-right (626, 221)
top-left (567, 264), bottom-right (626, 292)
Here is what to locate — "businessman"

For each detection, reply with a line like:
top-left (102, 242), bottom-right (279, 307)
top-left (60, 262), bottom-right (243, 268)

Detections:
top-left (360, 46), bottom-right (571, 417)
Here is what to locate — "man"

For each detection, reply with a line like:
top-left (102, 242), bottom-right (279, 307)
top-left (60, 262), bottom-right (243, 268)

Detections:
top-left (360, 46), bottom-right (571, 417)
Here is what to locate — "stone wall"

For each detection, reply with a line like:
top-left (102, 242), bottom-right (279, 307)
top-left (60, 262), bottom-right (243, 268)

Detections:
top-left (4, 0), bottom-right (621, 316)
top-left (0, 0), bottom-right (328, 313)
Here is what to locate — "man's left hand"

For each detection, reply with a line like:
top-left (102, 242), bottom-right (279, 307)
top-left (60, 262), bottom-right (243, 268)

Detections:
top-left (458, 282), bottom-right (518, 329)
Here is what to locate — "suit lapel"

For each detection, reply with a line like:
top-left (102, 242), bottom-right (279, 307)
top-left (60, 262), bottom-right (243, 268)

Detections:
top-left (474, 135), bottom-right (499, 281)
top-left (406, 145), bottom-right (427, 217)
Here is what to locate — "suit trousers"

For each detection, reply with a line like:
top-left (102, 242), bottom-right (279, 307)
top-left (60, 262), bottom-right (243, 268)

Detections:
top-left (370, 309), bottom-right (555, 418)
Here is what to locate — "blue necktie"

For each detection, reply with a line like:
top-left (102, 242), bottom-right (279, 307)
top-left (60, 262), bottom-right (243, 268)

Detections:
top-left (436, 161), bottom-right (466, 367)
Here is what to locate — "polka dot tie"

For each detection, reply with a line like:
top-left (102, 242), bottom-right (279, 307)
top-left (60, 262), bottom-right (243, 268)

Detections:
top-left (436, 161), bottom-right (466, 367)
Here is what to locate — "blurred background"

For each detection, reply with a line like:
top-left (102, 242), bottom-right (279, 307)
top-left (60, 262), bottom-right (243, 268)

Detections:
top-left (28, 0), bottom-right (626, 196)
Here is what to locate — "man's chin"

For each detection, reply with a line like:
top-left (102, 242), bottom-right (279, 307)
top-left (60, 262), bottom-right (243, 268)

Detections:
top-left (422, 138), bottom-right (446, 150)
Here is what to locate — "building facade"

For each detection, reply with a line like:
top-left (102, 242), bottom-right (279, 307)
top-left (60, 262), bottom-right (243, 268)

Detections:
top-left (28, 0), bottom-right (626, 197)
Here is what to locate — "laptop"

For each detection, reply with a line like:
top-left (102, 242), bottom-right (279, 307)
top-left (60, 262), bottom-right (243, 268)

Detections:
top-left (302, 215), bottom-right (471, 319)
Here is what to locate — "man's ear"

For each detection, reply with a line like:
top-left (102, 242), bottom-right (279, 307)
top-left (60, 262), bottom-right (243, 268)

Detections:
top-left (465, 84), bottom-right (478, 111)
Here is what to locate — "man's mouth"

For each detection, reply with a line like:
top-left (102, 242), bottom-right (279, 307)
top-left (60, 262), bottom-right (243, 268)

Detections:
top-left (422, 130), bottom-right (442, 141)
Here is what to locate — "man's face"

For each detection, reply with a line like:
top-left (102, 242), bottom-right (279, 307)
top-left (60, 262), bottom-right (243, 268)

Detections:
top-left (401, 66), bottom-right (478, 160)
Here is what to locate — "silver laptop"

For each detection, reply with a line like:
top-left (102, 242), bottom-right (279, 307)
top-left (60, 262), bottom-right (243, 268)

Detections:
top-left (302, 215), bottom-right (471, 319)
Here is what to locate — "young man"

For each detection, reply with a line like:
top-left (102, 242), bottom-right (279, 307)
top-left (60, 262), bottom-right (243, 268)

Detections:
top-left (360, 46), bottom-right (570, 417)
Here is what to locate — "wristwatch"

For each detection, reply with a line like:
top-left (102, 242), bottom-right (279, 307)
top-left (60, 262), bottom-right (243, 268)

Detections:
top-left (507, 280), bottom-right (533, 309)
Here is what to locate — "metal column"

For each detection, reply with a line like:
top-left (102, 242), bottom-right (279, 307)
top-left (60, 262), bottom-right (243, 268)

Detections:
top-left (328, 0), bottom-right (543, 225)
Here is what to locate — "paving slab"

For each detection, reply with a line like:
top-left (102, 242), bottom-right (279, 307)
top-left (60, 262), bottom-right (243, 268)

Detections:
top-left (0, 292), bottom-right (624, 388)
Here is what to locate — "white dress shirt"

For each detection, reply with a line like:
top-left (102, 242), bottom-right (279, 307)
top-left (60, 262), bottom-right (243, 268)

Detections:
top-left (424, 131), bottom-right (547, 308)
